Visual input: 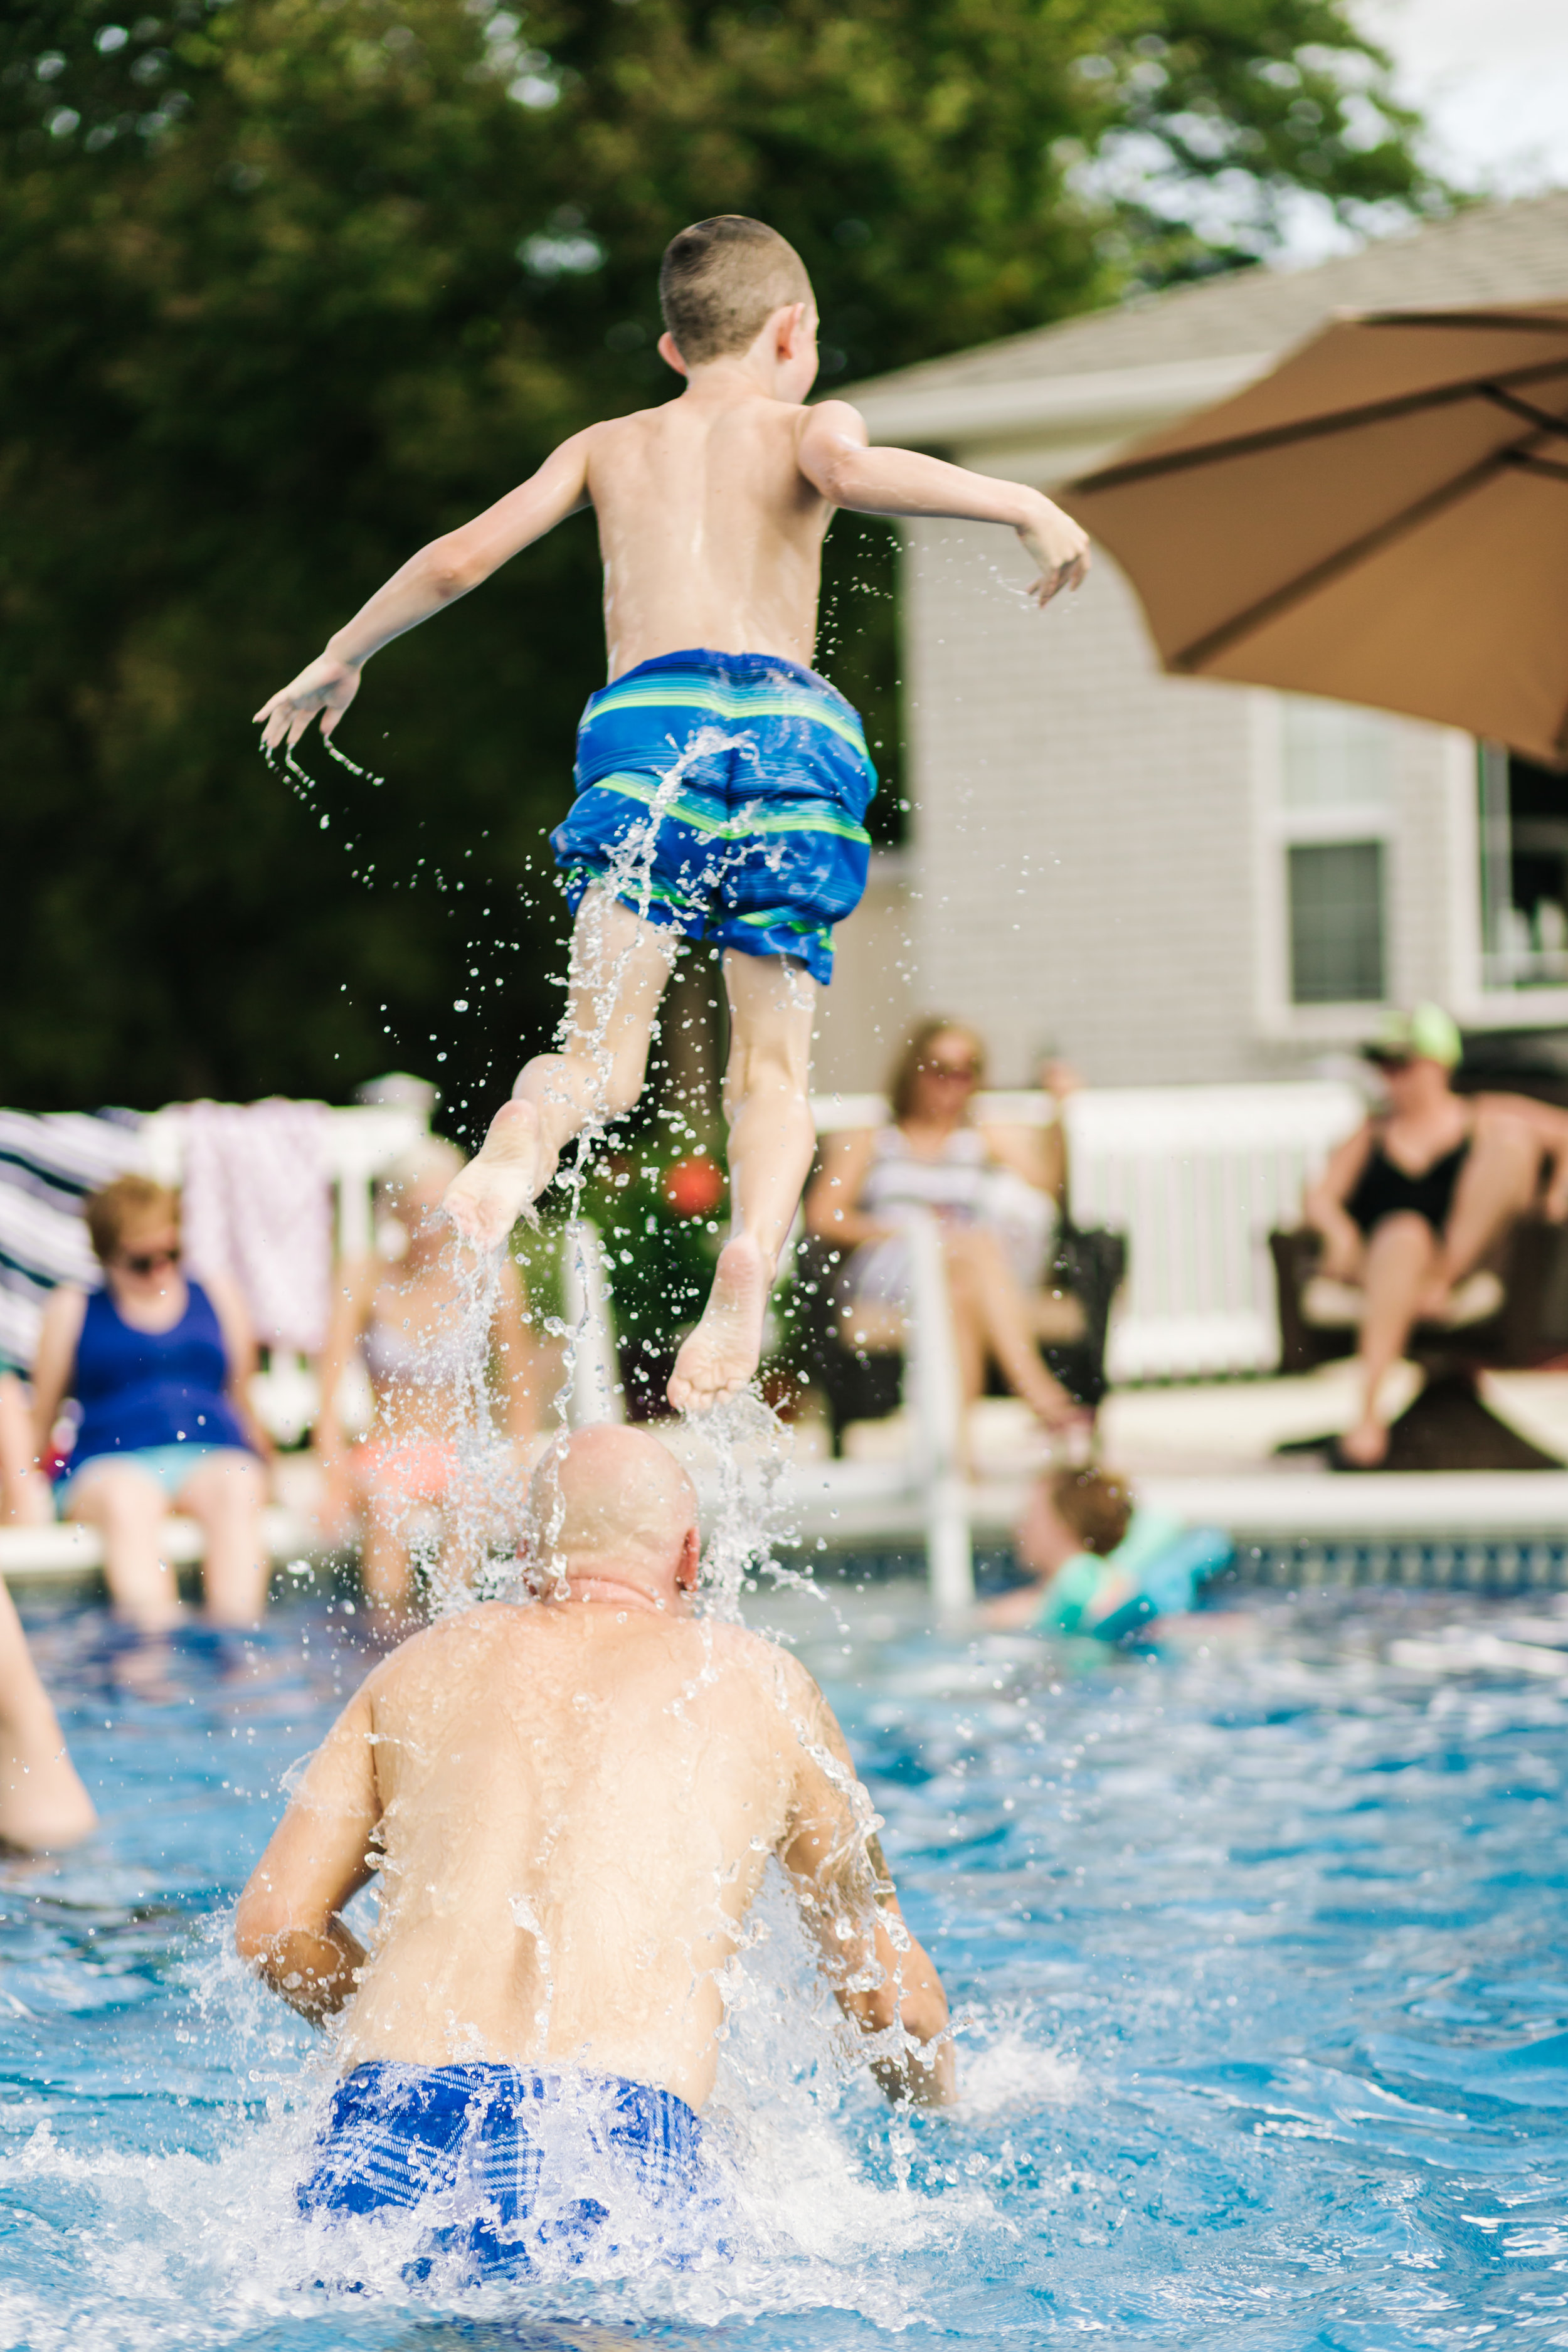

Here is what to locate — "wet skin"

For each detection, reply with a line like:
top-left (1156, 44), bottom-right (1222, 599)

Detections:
top-left (235, 1594), bottom-right (954, 2111)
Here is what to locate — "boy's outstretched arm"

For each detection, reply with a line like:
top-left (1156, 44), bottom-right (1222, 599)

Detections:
top-left (798, 400), bottom-right (1089, 607)
top-left (255, 429), bottom-right (595, 750)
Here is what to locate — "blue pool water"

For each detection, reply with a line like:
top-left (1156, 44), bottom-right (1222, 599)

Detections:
top-left (3, 1578), bottom-right (1567, 2348)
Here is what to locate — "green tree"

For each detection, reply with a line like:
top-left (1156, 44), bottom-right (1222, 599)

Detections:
top-left (0, 0), bottom-right (1440, 1120)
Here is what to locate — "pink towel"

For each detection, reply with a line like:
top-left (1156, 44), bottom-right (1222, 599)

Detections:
top-left (179, 1101), bottom-right (332, 1353)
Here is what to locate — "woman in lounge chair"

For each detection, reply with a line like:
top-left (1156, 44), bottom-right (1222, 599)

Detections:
top-left (312, 1138), bottom-right (539, 1614)
top-left (30, 1174), bottom-right (271, 1628)
top-left (805, 1017), bottom-right (1086, 1433)
top-left (1304, 1004), bottom-right (1568, 1467)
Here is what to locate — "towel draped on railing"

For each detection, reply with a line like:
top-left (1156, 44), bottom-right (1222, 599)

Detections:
top-left (0, 1111), bottom-right (147, 1375)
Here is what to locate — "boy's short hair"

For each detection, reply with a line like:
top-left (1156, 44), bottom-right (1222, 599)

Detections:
top-left (1049, 1467), bottom-right (1133, 1557)
top-left (85, 1173), bottom-right (180, 1264)
top-left (659, 217), bottom-right (813, 367)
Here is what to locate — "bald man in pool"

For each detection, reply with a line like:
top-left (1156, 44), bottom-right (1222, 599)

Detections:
top-left (235, 1424), bottom-right (952, 2280)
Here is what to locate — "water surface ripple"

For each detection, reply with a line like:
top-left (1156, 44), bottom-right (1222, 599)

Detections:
top-left (1, 1581), bottom-right (1565, 2348)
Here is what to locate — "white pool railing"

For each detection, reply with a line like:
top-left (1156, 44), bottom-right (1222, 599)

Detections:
top-left (561, 1220), bottom-right (623, 1429)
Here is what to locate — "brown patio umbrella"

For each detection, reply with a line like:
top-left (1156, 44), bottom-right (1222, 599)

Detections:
top-left (1061, 300), bottom-right (1568, 765)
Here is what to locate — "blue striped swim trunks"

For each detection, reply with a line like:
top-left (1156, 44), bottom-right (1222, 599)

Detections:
top-left (550, 647), bottom-right (877, 987)
top-left (297, 2061), bottom-right (728, 2284)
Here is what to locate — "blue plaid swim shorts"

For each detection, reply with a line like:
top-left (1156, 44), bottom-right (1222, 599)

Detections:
top-left (297, 2062), bottom-right (727, 2284)
top-left (549, 647), bottom-right (877, 988)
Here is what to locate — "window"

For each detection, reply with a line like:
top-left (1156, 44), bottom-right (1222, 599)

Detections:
top-left (1288, 842), bottom-right (1385, 1002)
top-left (1478, 744), bottom-right (1568, 991)
top-left (1274, 698), bottom-right (1393, 1007)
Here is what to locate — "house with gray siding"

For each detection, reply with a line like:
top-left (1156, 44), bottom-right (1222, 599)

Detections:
top-left (810, 190), bottom-right (1568, 1096)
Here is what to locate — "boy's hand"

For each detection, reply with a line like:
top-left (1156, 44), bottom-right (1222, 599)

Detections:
top-left (254, 654), bottom-right (361, 751)
top-left (1017, 495), bottom-right (1090, 607)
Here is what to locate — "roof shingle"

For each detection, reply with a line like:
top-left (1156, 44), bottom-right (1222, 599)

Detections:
top-left (848, 189), bottom-right (1568, 402)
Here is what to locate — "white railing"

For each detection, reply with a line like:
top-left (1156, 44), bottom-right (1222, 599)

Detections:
top-left (902, 1210), bottom-right (972, 1609)
top-left (140, 1103), bottom-right (428, 1261)
top-left (1063, 1084), bottom-right (1362, 1380)
top-left (561, 1221), bottom-right (625, 1428)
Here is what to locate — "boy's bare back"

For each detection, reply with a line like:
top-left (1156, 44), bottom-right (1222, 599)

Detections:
top-left (587, 389), bottom-right (834, 679)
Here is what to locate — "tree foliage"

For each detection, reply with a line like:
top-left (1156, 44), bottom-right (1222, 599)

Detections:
top-left (0, 0), bottom-right (1441, 1118)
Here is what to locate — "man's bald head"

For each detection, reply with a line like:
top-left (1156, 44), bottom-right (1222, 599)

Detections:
top-left (522, 1426), bottom-right (701, 1605)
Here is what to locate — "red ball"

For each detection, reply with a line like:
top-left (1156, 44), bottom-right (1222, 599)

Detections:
top-left (664, 1156), bottom-right (725, 1217)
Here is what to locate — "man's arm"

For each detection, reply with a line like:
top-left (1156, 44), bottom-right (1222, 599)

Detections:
top-left (776, 1658), bottom-right (955, 2106)
top-left (798, 400), bottom-right (1089, 608)
top-left (255, 428), bottom-right (596, 750)
top-left (234, 1677), bottom-right (385, 2021)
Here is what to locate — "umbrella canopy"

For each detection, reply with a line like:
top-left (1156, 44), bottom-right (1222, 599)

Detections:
top-left (1061, 300), bottom-right (1568, 765)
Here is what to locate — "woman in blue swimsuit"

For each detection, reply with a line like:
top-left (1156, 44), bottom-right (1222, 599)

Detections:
top-left (29, 1174), bottom-right (269, 1628)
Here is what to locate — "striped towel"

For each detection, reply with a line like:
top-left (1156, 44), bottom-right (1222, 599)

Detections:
top-left (0, 1111), bottom-right (146, 1375)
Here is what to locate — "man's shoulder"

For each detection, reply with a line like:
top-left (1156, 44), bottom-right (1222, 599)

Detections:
top-left (374, 1599), bottom-right (517, 1675)
top-left (699, 1618), bottom-right (827, 1715)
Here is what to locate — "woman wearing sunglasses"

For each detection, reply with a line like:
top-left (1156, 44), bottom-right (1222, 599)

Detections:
top-left (1303, 1003), bottom-right (1568, 1468)
top-left (806, 1016), bottom-right (1086, 1435)
top-left (28, 1174), bottom-right (269, 1627)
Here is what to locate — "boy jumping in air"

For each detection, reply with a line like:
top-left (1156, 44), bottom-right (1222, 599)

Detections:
top-left (257, 216), bottom-right (1089, 1413)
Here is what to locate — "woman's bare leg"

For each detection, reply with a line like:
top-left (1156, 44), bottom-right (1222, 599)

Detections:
top-left (944, 1227), bottom-right (1081, 1428)
top-left (1342, 1210), bottom-right (1438, 1466)
top-left (445, 892), bottom-right (678, 1250)
top-left (941, 1249), bottom-right (991, 1408)
top-left (669, 951), bottom-right (817, 1412)
top-left (67, 1465), bottom-right (181, 1629)
top-left (177, 1454), bottom-right (270, 1626)
top-left (1417, 1111), bottom-right (1540, 1316)
top-left (0, 1582), bottom-right (95, 1850)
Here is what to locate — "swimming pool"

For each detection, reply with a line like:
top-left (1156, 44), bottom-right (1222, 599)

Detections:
top-left (2, 1575), bottom-right (1566, 2348)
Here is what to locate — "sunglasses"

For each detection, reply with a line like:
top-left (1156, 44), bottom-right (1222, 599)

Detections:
top-left (924, 1058), bottom-right (980, 1082)
top-left (118, 1245), bottom-right (179, 1276)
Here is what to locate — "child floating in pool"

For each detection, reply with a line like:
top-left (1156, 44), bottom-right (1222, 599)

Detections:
top-left (983, 1466), bottom-right (1234, 1641)
top-left (255, 215), bottom-right (1089, 1413)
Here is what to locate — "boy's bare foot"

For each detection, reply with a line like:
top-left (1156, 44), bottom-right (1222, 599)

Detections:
top-left (668, 1234), bottom-right (769, 1413)
top-left (442, 1101), bottom-right (549, 1251)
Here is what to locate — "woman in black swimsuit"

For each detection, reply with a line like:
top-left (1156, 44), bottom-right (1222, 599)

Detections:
top-left (1305, 1004), bottom-right (1550, 1468)
top-left (1344, 1123), bottom-right (1473, 1242)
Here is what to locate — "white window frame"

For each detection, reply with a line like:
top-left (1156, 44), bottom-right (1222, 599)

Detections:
top-left (1250, 691), bottom-right (1395, 1041)
top-left (1449, 740), bottom-right (1568, 1029)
